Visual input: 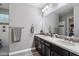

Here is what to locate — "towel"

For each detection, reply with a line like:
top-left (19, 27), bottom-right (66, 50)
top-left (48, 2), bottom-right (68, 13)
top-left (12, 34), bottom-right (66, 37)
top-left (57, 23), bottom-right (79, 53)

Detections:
top-left (12, 27), bottom-right (22, 42)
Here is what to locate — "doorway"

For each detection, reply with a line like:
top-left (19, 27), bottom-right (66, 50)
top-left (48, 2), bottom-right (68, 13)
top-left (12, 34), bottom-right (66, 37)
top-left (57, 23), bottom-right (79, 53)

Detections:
top-left (0, 3), bottom-right (9, 56)
top-left (67, 16), bottom-right (74, 36)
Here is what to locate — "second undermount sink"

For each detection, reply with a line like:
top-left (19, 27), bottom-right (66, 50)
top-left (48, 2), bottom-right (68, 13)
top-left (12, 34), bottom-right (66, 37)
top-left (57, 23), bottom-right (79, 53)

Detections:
top-left (56, 40), bottom-right (75, 46)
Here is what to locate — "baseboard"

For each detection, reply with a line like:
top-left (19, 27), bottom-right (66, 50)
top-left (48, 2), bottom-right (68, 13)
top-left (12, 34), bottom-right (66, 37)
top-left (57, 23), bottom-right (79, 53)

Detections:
top-left (9, 48), bottom-right (35, 56)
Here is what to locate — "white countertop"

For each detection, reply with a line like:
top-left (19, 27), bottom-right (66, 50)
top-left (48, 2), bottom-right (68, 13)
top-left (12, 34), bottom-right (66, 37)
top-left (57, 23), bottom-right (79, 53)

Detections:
top-left (35, 35), bottom-right (79, 55)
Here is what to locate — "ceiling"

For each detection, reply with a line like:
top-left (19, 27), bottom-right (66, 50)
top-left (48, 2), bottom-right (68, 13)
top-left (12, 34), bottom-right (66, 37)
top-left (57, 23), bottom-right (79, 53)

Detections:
top-left (43, 3), bottom-right (79, 16)
top-left (0, 3), bottom-right (9, 9)
top-left (0, 3), bottom-right (47, 10)
top-left (29, 3), bottom-right (47, 9)
top-left (54, 3), bottom-right (79, 15)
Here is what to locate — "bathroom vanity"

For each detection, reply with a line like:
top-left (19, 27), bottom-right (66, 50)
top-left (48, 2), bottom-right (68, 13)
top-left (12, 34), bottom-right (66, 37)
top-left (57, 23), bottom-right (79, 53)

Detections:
top-left (34, 35), bottom-right (79, 56)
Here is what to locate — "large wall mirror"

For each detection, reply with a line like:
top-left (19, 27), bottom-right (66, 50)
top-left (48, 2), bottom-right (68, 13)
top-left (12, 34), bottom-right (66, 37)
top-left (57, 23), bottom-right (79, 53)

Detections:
top-left (53, 4), bottom-right (78, 38)
top-left (57, 10), bottom-right (74, 36)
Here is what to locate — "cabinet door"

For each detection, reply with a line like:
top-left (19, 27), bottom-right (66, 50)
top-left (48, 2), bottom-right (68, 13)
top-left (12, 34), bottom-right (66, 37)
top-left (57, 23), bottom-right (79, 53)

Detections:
top-left (53, 52), bottom-right (60, 56)
top-left (41, 42), bottom-right (45, 56)
top-left (44, 45), bottom-right (50, 56)
top-left (44, 41), bottom-right (50, 56)
top-left (52, 44), bottom-right (69, 56)
top-left (37, 39), bottom-right (41, 51)
top-left (69, 52), bottom-right (78, 56)
top-left (34, 37), bottom-right (38, 50)
top-left (34, 37), bottom-right (42, 55)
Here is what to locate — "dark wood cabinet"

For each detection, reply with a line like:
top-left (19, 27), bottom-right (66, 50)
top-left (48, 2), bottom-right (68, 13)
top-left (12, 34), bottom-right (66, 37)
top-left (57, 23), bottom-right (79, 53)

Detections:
top-left (34, 36), bottom-right (78, 56)
top-left (34, 36), bottom-right (41, 53)
top-left (50, 44), bottom-right (69, 56)
top-left (40, 41), bottom-right (45, 56)
top-left (69, 52), bottom-right (78, 56)
top-left (43, 41), bottom-right (50, 56)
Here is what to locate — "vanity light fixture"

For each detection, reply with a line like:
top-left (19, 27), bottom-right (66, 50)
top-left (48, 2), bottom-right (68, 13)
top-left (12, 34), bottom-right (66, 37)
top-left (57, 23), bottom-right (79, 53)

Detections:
top-left (42, 5), bottom-right (49, 12)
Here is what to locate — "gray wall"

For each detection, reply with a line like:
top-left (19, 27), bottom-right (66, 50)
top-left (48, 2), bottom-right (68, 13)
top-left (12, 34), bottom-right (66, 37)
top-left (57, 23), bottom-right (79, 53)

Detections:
top-left (74, 5), bottom-right (79, 37)
top-left (9, 3), bottom-right (59, 53)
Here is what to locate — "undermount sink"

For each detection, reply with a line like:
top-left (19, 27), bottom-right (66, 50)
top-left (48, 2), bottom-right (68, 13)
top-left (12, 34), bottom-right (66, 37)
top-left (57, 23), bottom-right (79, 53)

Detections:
top-left (56, 40), bottom-right (75, 46)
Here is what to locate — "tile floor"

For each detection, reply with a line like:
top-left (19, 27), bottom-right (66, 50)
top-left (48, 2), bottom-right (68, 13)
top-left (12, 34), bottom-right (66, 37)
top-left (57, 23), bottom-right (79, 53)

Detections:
top-left (11, 49), bottom-right (40, 56)
top-left (0, 46), bottom-right (9, 56)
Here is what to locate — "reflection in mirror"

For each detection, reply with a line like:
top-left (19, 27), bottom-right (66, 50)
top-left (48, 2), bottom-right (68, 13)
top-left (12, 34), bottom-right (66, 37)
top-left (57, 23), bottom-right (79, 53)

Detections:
top-left (68, 16), bottom-right (74, 37)
top-left (0, 3), bottom-right (9, 56)
top-left (56, 8), bottom-right (74, 37)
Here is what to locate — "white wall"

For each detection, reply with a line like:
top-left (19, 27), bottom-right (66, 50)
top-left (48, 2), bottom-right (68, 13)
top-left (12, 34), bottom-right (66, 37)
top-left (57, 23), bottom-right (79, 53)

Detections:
top-left (74, 5), bottom-right (79, 37)
top-left (9, 4), bottom-right (43, 52)
top-left (9, 3), bottom-right (59, 53)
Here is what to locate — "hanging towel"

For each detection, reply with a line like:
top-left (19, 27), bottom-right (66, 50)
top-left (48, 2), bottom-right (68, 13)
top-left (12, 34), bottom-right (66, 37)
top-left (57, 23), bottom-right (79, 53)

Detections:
top-left (11, 27), bottom-right (22, 42)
